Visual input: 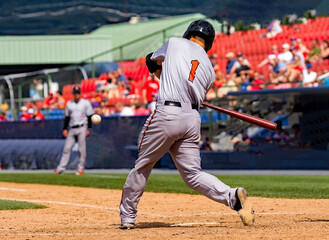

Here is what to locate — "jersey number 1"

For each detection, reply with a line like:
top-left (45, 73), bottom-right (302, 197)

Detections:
top-left (188, 60), bottom-right (200, 83)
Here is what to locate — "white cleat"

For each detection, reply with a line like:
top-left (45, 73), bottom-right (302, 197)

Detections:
top-left (120, 223), bottom-right (135, 230)
top-left (235, 188), bottom-right (255, 226)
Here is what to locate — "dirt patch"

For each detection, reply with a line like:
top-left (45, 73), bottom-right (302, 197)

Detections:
top-left (0, 182), bottom-right (329, 240)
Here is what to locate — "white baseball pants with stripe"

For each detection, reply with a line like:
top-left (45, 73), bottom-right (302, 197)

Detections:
top-left (120, 102), bottom-right (237, 224)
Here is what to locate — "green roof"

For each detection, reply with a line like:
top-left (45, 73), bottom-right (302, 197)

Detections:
top-left (89, 13), bottom-right (222, 61)
top-left (0, 13), bottom-right (222, 66)
top-left (0, 35), bottom-right (112, 65)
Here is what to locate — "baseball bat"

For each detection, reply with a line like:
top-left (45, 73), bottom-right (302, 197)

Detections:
top-left (201, 102), bottom-right (277, 131)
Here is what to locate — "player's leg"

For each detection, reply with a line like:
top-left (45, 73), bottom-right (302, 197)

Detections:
top-left (169, 138), bottom-right (237, 208)
top-left (76, 126), bottom-right (87, 173)
top-left (120, 110), bottom-right (175, 227)
top-left (56, 129), bottom-right (77, 173)
top-left (169, 110), bottom-right (254, 225)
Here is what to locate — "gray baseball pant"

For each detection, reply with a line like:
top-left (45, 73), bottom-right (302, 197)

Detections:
top-left (56, 125), bottom-right (87, 172)
top-left (120, 102), bottom-right (237, 224)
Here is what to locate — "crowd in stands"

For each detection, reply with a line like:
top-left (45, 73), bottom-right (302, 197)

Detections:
top-left (6, 69), bottom-right (159, 122)
top-left (206, 37), bottom-right (329, 100)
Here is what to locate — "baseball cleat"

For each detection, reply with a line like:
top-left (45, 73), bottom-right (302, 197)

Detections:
top-left (234, 187), bottom-right (255, 226)
top-left (120, 223), bottom-right (135, 230)
top-left (54, 169), bottom-right (63, 175)
top-left (75, 170), bottom-right (84, 175)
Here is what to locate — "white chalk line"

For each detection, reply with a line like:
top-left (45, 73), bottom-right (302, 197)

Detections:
top-left (0, 233), bottom-right (110, 236)
top-left (0, 197), bottom-right (326, 218)
top-left (0, 187), bottom-right (27, 192)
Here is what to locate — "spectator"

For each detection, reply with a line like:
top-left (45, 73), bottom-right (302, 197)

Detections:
top-left (247, 73), bottom-right (265, 91)
top-left (213, 71), bottom-right (226, 89)
top-left (231, 53), bottom-right (251, 75)
top-left (115, 102), bottom-right (134, 117)
top-left (233, 53), bottom-right (253, 87)
top-left (0, 111), bottom-right (8, 121)
top-left (127, 77), bottom-right (140, 97)
top-left (117, 81), bottom-right (129, 97)
top-left (55, 91), bottom-right (65, 109)
top-left (308, 39), bottom-right (321, 60)
top-left (43, 93), bottom-right (56, 109)
top-left (290, 38), bottom-right (298, 50)
top-left (296, 38), bottom-right (309, 59)
top-left (285, 55), bottom-right (304, 83)
top-left (265, 20), bottom-right (282, 38)
top-left (217, 76), bottom-right (238, 97)
top-left (33, 108), bottom-right (44, 120)
top-left (99, 101), bottom-right (111, 116)
top-left (142, 74), bottom-right (159, 106)
top-left (132, 100), bottom-right (150, 116)
top-left (320, 40), bottom-right (329, 59)
top-left (258, 45), bottom-right (279, 68)
top-left (289, 123), bottom-right (302, 148)
top-left (231, 134), bottom-right (252, 152)
top-left (267, 120), bottom-right (289, 146)
top-left (225, 52), bottom-right (236, 74)
top-left (106, 76), bottom-right (119, 99)
top-left (200, 137), bottom-right (212, 151)
top-left (277, 43), bottom-right (293, 73)
top-left (290, 45), bottom-right (305, 67)
top-left (302, 63), bottom-right (318, 87)
top-left (114, 68), bottom-right (127, 83)
top-left (19, 106), bottom-right (31, 121)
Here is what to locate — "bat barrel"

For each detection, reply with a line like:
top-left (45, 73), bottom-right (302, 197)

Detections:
top-left (201, 102), bottom-right (277, 131)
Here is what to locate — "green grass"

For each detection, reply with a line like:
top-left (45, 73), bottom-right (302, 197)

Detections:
top-left (0, 173), bottom-right (329, 199)
top-left (0, 199), bottom-right (47, 210)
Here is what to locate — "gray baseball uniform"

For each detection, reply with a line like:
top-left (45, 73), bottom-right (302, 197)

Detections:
top-left (56, 98), bottom-right (94, 173)
top-left (120, 37), bottom-right (238, 225)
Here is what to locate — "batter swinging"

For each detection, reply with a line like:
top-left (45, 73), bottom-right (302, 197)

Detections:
top-left (120, 20), bottom-right (255, 229)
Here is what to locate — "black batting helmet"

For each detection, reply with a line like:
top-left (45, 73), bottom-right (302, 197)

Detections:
top-left (183, 19), bottom-right (215, 52)
top-left (72, 85), bottom-right (81, 94)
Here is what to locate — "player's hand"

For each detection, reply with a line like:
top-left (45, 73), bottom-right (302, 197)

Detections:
top-left (86, 129), bottom-right (90, 137)
top-left (62, 130), bottom-right (68, 138)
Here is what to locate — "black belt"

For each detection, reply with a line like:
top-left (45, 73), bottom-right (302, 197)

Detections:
top-left (164, 101), bottom-right (198, 110)
top-left (71, 124), bottom-right (85, 129)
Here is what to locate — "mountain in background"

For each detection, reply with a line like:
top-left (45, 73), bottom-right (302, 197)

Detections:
top-left (0, 0), bottom-right (327, 35)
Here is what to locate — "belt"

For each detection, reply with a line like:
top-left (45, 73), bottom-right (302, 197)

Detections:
top-left (164, 101), bottom-right (198, 110)
top-left (71, 124), bottom-right (85, 129)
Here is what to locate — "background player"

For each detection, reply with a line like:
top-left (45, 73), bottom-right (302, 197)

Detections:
top-left (54, 86), bottom-right (94, 175)
top-left (119, 20), bottom-right (255, 229)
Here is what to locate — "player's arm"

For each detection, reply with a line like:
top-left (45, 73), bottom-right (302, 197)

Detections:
top-left (63, 106), bottom-right (70, 138)
top-left (146, 52), bottom-right (162, 78)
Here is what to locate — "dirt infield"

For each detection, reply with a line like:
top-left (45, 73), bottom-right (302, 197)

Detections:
top-left (0, 182), bottom-right (329, 240)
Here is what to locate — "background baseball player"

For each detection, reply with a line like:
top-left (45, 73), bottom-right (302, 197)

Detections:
top-left (55, 86), bottom-right (94, 175)
top-left (119, 20), bottom-right (255, 229)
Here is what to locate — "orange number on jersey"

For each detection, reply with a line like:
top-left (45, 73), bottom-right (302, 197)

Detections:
top-left (188, 60), bottom-right (200, 83)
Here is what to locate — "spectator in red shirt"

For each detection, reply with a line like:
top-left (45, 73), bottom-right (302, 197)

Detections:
top-left (0, 111), bottom-right (8, 121)
top-left (19, 106), bottom-right (31, 121)
top-left (132, 100), bottom-right (150, 116)
top-left (127, 77), bottom-right (140, 97)
top-left (33, 108), bottom-right (44, 120)
top-left (142, 74), bottom-right (159, 104)
top-left (248, 72), bottom-right (265, 91)
top-left (43, 93), bottom-right (57, 109)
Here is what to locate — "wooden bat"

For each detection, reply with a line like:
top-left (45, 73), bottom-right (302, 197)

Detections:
top-left (202, 102), bottom-right (277, 131)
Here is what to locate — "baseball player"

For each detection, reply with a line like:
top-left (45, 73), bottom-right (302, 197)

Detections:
top-left (54, 86), bottom-right (94, 175)
top-left (119, 20), bottom-right (254, 229)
